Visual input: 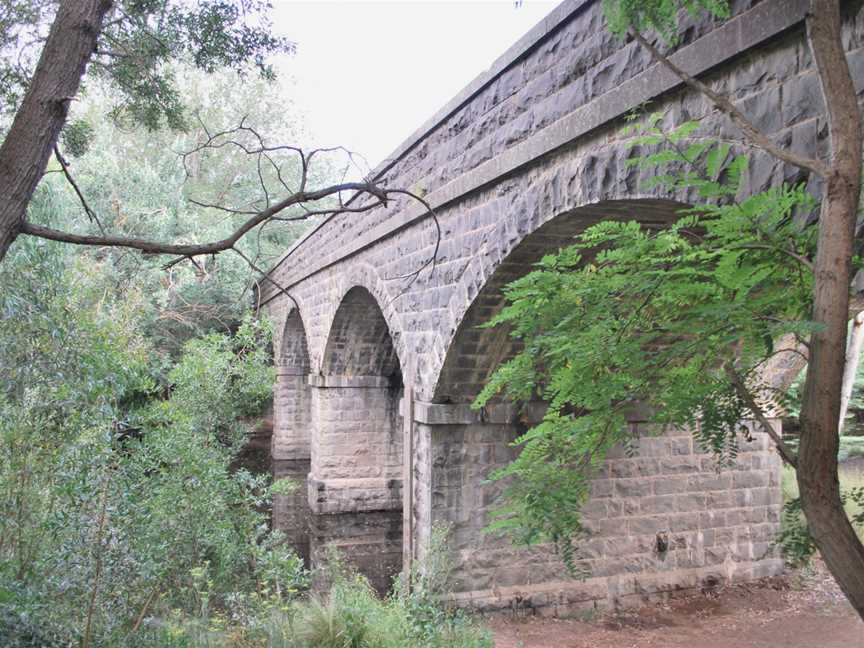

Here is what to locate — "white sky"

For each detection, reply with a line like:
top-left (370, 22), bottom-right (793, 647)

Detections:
top-left (270, 0), bottom-right (559, 170)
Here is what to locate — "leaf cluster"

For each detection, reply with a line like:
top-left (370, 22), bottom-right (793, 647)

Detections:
top-left (474, 117), bottom-right (818, 558)
top-left (602, 0), bottom-right (730, 43)
top-left (0, 0), bottom-right (293, 130)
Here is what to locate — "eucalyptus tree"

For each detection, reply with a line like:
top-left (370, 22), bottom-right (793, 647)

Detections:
top-left (0, 1), bottom-right (423, 272)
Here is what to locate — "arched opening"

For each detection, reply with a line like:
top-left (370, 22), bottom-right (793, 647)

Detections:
top-left (274, 309), bottom-right (311, 459)
top-left (272, 308), bottom-right (313, 564)
top-left (425, 199), bottom-right (730, 595)
top-left (434, 199), bottom-right (688, 404)
top-left (309, 286), bottom-right (404, 593)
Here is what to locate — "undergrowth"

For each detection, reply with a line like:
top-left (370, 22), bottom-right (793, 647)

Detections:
top-left (142, 528), bottom-right (492, 648)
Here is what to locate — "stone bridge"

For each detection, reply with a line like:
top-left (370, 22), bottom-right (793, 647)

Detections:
top-left (262, 0), bottom-right (864, 614)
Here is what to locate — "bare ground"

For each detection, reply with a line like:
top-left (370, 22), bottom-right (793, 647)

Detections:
top-left (488, 564), bottom-right (863, 647)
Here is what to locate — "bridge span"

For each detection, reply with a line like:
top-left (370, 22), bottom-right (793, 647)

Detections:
top-left (263, 0), bottom-right (859, 613)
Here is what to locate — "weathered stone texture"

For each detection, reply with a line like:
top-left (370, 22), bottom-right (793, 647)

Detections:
top-left (308, 381), bottom-right (403, 514)
top-left (424, 419), bottom-right (783, 614)
top-left (263, 0), bottom-right (863, 616)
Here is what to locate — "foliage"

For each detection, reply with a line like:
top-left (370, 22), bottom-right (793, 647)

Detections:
top-left (1, 1), bottom-right (292, 129)
top-left (602, 0), bottom-right (730, 43)
top-left (0, 238), bottom-right (306, 646)
top-left (283, 532), bottom-right (491, 648)
top-left (28, 66), bottom-right (320, 356)
top-left (133, 528), bottom-right (491, 648)
top-left (778, 465), bottom-right (864, 566)
top-left (474, 114), bottom-right (818, 559)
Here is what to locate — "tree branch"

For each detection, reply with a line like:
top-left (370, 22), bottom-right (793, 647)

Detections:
top-left (732, 243), bottom-right (815, 272)
top-left (629, 28), bottom-right (829, 178)
top-left (54, 146), bottom-right (106, 234)
top-left (725, 363), bottom-right (798, 467)
top-left (20, 181), bottom-right (388, 256)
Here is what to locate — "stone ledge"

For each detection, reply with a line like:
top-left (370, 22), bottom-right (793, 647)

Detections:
top-left (447, 558), bottom-right (785, 616)
top-left (307, 476), bottom-right (403, 514)
top-left (260, 0), bottom-right (808, 303)
top-left (308, 375), bottom-right (394, 389)
top-left (407, 400), bottom-right (548, 425)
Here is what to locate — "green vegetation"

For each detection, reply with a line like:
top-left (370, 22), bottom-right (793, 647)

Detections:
top-left (779, 464), bottom-right (864, 567)
top-left (0, 190), bottom-right (489, 648)
top-left (0, 234), bottom-right (309, 646)
top-left (475, 115), bottom-right (817, 556)
top-left (0, 49), bottom-right (488, 645)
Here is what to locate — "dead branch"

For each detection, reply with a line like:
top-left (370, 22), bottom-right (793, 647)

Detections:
top-left (20, 180), bottom-right (389, 256)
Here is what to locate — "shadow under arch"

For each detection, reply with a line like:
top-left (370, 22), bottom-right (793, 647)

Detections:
top-left (322, 285), bottom-right (402, 381)
top-left (432, 198), bottom-right (691, 405)
top-left (310, 285), bottom-right (405, 594)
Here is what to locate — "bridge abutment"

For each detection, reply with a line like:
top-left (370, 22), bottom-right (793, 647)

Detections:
top-left (410, 403), bottom-right (784, 614)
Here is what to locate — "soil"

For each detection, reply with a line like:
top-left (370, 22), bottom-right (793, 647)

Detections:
top-left (488, 564), bottom-right (863, 647)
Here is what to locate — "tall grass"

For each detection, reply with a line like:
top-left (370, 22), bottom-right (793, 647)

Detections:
top-left (140, 529), bottom-right (493, 648)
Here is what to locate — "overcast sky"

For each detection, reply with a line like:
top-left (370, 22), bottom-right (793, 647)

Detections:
top-left (270, 0), bottom-right (559, 170)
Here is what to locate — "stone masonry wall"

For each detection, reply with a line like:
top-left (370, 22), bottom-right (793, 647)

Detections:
top-left (260, 0), bottom-right (856, 618)
top-left (307, 378), bottom-right (404, 515)
top-left (262, 0), bottom-right (864, 403)
top-left (421, 418), bottom-right (783, 615)
top-left (273, 374), bottom-right (311, 460)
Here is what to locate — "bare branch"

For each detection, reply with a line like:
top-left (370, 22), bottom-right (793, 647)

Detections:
top-left (20, 181), bottom-right (388, 256)
top-left (53, 147), bottom-right (105, 233)
top-left (231, 246), bottom-right (301, 313)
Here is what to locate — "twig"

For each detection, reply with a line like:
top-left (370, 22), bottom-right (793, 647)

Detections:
top-left (230, 246), bottom-right (301, 313)
top-left (54, 146), bottom-right (105, 234)
top-left (128, 585), bottom-right (159, 636)
top-left (82, 476), bottom-right (110, 648)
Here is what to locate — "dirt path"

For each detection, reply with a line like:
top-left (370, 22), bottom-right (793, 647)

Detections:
top-left (489, 565), bottom-right (863, 647)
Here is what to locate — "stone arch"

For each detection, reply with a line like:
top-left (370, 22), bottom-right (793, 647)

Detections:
top-left (273, 307), bottom-right (313, 459)
top-left (309, 284), bottom-right (405, 593)
top-left (432, 198), bottom-right (690, 404)
top-left (314, 261), bottom-right (407, 379)
top-left (322, 286), bottom-right (402, 381)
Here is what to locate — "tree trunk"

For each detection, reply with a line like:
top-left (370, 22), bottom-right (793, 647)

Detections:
top-left (839, 312), bottom-right (864, 432)
top-left (798, 0), bottom-right (864, 620)
top-left (0, 0), bottom-right (111, 261)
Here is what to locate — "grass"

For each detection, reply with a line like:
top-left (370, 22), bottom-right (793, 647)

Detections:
top-left (777, 463), bottom-right (864, 567)
top-left (839, 435), bottom-right (864, 462)
top-left (136, 532), bottom-right (493, 648)
top-left (783, 463), bottom-right (864, 509)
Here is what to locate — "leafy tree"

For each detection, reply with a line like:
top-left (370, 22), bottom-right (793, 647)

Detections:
top-left (30, 66), bottom-right (322, 355)
top-left (0, 238), bottom-right (307, 646)
top-left (480, 0), bottom-right (864, 619)
top-left (0, 0), bottom-right (427, 271)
